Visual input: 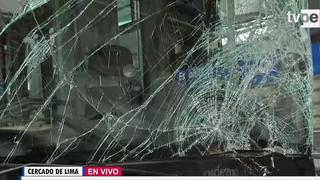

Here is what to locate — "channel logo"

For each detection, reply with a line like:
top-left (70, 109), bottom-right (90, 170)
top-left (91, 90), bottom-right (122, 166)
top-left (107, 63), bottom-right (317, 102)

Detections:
top-left (287, 10), bottom-right (320, 28)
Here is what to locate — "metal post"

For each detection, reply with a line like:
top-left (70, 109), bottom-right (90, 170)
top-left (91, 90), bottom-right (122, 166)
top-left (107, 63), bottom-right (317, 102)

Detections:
top-left (226, 0), bottom-right (235, 44)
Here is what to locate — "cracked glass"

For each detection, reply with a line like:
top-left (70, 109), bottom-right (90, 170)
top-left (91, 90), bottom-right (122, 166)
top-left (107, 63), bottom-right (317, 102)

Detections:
top-left (0, 0), bottom-right (314, 165)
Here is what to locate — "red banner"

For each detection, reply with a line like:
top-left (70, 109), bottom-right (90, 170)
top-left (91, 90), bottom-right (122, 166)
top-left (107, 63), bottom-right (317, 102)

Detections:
top-left (84, 166), bottom-right (122, 176)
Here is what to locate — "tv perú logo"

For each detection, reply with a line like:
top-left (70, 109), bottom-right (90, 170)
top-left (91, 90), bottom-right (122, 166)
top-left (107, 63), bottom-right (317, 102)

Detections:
top-left (287, 10), bottom-right (320, 28)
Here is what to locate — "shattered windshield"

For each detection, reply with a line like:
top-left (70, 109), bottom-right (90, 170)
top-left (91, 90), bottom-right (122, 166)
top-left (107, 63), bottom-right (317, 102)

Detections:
top-left (0, 0), bottom-right (313, 164)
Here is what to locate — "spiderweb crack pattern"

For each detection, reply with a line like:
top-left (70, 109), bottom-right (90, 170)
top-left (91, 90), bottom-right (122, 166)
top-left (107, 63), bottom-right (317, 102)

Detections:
top-left (0, 0), bottom-right (313, 164)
